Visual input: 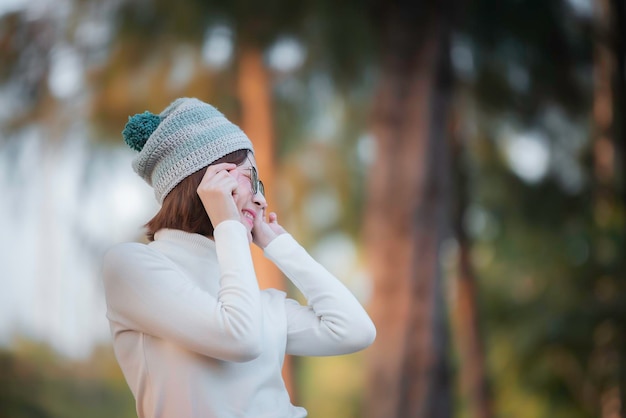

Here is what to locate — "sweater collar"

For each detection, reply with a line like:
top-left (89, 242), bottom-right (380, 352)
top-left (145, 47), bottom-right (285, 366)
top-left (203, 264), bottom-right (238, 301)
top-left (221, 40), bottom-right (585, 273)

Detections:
top-left (152, 229), bottom-right (216, 256)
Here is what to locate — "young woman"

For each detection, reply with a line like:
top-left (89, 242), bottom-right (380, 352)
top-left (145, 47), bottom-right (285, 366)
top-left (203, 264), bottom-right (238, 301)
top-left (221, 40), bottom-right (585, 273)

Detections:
top-left (102, 98), bottom-right (376, 418)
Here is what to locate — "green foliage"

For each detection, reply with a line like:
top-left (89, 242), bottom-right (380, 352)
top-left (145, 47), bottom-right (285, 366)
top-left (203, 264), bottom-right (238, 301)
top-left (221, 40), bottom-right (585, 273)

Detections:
top-left (0, 343), bottom-right (135, 418)
top-left (463, 126), bottom-right (624, 417)
top-left (466, 0), bottom-right (593, 118)
top-left (459, 1), bottom-right (625, 416)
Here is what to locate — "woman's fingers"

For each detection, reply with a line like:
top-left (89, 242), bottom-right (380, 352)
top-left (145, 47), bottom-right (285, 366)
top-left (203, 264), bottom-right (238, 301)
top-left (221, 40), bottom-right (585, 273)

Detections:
top-left (205, 162), bottom-right (237, 174)
top-left (198, 164), bottom-right (237, 195)
top-left (201, 163), bottom-right (237, 185)
top-left (197, 163), bottom-right (240, 225)
top-left (252, 212), bottom-right (288, 248)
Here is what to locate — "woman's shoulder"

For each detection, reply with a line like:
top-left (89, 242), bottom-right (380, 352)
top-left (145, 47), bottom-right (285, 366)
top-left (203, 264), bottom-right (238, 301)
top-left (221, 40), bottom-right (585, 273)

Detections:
top-left (102, 241), bottom-right (171, 274)
top-left (104, 241), bottom-right (150, 261)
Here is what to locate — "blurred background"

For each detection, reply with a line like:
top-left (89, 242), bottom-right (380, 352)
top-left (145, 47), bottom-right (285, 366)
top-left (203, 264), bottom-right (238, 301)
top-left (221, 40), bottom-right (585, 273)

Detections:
top-left (0, 0), bottom-right (623, 417)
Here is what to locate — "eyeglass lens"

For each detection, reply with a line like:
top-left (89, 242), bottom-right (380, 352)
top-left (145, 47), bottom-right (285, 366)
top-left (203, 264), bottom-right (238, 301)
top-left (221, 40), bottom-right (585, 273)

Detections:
top-left (250, 167), bottom-right (265, 196)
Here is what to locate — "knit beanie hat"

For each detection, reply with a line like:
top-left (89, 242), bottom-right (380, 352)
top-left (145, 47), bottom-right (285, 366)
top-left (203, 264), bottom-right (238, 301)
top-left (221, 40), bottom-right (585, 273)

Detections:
top-left (122, 98), bottom-right (254, 203)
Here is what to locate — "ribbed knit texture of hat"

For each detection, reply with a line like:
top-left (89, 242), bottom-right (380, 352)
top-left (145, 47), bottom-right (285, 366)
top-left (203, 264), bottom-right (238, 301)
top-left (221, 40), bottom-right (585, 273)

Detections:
top-left (122, 98), bottom-right (254, 203)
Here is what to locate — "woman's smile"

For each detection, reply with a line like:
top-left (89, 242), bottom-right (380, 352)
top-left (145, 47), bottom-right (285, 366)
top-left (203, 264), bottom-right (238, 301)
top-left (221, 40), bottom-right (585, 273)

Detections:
top-left (242, 209), bottom-right (256, 229)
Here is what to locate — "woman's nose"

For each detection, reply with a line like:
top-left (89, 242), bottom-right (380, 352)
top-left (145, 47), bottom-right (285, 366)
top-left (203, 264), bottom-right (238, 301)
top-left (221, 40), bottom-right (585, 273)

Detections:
top-left (253, 190), bottom-right (267, 209)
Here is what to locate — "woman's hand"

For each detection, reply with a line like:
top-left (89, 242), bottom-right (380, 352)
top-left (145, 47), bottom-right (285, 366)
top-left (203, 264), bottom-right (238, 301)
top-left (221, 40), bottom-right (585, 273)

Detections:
top-left (197, 163), bottom-right (240, 227)
top-left (252, 212), bottom-right (287, 249)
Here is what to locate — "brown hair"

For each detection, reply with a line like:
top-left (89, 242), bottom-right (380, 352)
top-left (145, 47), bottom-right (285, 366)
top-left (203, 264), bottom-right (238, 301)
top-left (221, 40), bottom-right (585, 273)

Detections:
top-left (145, 149), bottom-right (250, 241)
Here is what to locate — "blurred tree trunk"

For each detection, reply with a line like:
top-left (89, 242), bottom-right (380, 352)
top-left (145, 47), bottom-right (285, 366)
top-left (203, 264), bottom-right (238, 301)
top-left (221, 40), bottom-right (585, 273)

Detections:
top-left (613, 12), bottom-right (625, 338)
top-left (612, 4), bottom-right (626, 410)
top-left (236, 43), bottom-right (295, 399)
top-left (612, 0), bottom-right (625, 186)
top-left (363, 2), bottom-right (455, 417)
top-left (452, 235), bottom-right (491, 418)
top-left (450, 107), bottom-right (493, 418)
top-left (592, 0), bottom-right (624, 416)
top-left (592, 0), bottom-right (619, 196)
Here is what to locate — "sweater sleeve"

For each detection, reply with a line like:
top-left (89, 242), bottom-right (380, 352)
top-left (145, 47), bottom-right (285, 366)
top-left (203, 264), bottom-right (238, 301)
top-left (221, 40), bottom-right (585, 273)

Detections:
top-left (102, 221), bottom-right (263, 362)
top-left (263, 234), bottom-right (376, 356)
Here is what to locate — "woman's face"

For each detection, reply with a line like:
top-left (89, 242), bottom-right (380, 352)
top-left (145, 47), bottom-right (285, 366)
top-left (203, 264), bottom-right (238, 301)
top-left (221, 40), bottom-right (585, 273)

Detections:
top-left (232, 153), bottom-right (267, 242)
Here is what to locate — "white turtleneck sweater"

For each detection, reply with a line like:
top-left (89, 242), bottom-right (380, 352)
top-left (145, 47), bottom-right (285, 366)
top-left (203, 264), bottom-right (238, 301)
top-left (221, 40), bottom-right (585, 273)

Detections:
top-left (102, 220), bottom-right (376, 418)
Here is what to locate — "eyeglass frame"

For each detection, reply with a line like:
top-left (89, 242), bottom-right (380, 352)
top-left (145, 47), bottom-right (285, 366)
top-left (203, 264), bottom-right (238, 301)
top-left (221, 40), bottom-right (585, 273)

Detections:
top-left (244, 166), bottom-right (265, 197)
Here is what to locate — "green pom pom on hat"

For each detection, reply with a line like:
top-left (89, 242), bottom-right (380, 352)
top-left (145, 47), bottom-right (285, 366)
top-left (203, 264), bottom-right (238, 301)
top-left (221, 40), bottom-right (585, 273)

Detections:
top-left (122, 111), bottom-right (162, 152)
top-left (123, 98), bottom-right (254, 204)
